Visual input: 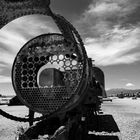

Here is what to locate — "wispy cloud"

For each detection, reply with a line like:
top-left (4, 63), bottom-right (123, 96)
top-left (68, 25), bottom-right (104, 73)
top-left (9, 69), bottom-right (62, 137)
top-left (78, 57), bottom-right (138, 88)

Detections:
top-left (0, 15), bottom-right (60, 56)
top-left (84, 26), bottom-right (140, 66)
top-left (75, 0), bottom-right (140, 66)
top-left (0, 75), bottom-right (11, 83)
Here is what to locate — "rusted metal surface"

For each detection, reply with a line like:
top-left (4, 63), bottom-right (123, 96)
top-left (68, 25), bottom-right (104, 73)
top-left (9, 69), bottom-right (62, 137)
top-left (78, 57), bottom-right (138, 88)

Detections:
top-left (12, 34), bottom-right (88, 114)
top-left (0, 1), bottom-right (112, 140)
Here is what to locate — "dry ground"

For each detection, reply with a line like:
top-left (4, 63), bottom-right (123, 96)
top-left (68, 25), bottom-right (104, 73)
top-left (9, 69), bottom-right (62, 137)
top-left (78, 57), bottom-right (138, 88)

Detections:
top-left (102, 98), bottom-right (140, 140)
top-left (0, 106), bottom-right (29, 140)
top-left (0, 98), bottom-right (140, 140)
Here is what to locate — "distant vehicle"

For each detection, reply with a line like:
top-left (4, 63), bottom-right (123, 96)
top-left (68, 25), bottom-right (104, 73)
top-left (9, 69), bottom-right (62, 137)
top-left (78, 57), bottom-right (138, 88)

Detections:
top-left (117, 93), bottom-right (124, 98)
top-left (132, 96), bottom-right (137, 100)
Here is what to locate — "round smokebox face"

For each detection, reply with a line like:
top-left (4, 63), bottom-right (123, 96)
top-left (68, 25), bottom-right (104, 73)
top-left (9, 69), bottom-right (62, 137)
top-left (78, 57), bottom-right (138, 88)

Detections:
top-left (12, 33), bottom-right (84, 115)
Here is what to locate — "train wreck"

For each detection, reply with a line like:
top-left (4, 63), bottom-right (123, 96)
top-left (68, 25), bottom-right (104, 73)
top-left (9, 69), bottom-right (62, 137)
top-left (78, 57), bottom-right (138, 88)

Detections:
top-left (0, 0), bottom-right (120, 139)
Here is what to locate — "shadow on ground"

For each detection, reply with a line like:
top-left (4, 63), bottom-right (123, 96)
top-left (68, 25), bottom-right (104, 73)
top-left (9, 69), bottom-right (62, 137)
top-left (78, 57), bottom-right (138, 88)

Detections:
top-left (88, 114), bottom-right (120, 133)
top-left (88, 135), bottom-right (119, 140)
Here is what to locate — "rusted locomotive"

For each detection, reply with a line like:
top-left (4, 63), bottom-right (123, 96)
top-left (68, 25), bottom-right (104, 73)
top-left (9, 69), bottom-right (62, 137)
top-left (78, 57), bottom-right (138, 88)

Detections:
top-left (0, 0), bottom-right (109, 139)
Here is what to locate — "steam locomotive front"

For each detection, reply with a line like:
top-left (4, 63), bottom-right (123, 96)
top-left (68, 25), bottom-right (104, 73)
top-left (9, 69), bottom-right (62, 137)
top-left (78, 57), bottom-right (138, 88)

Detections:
top-left (12, 33), bottom-right (89, 116)
top-left (0, 0), bottom-right (106, 139)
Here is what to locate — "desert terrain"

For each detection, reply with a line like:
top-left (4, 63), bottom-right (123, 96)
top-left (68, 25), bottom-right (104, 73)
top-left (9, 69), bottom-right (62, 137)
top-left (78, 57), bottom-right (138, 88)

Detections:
top-left (102, 98), bottom-right (140, 140)
top-left (0, 98), bottom-right (140, 140)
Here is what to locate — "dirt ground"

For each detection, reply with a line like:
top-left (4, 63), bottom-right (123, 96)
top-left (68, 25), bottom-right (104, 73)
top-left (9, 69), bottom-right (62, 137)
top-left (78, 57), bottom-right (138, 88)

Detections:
top-left (0, 98), bottom-right (140, 140)
top-left (102, 98), bottom-right (140, 140)
top-left (0, 106), bottom-right (29, 140)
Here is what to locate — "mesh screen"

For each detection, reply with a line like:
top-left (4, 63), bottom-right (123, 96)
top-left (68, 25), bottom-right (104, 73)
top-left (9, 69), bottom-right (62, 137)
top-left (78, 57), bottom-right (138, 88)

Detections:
top-left (12, 34), bottom-right (84, 114)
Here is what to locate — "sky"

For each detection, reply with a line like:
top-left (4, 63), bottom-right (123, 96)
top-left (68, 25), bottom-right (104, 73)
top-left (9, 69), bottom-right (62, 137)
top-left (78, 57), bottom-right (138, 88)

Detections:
top-left (0, 0), bottom-right (140, 95)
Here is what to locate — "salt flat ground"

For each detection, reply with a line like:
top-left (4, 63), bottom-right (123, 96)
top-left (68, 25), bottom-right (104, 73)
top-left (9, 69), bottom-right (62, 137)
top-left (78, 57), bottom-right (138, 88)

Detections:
top-left (0, 98), bottom-right (140, 140)
top-left (102, 98), bottom-right (140, 140)
top-left (0, 106), bottom-right (29, 140)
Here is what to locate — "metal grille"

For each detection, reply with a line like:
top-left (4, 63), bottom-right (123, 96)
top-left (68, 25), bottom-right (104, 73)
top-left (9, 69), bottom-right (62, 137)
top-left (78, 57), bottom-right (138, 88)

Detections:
top-left (12, 34), bottom-right (84, 114)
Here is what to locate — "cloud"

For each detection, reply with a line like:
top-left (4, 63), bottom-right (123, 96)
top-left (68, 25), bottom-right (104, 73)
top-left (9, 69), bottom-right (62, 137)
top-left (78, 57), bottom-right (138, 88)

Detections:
top-left (76, 0), bottom-right (140, 38)
top-left (84, 26), bottom-right (140, 66)
top-left (0, 15), bottom-right (60, 55)
top-left (126, 83), bottom-right (135, 87)
top-left (74, 0), bottom-right (140, 66)
top-left (87, 2), bottom-right (121, 17)
top-left (0, 75), bottom-right (11, 83)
